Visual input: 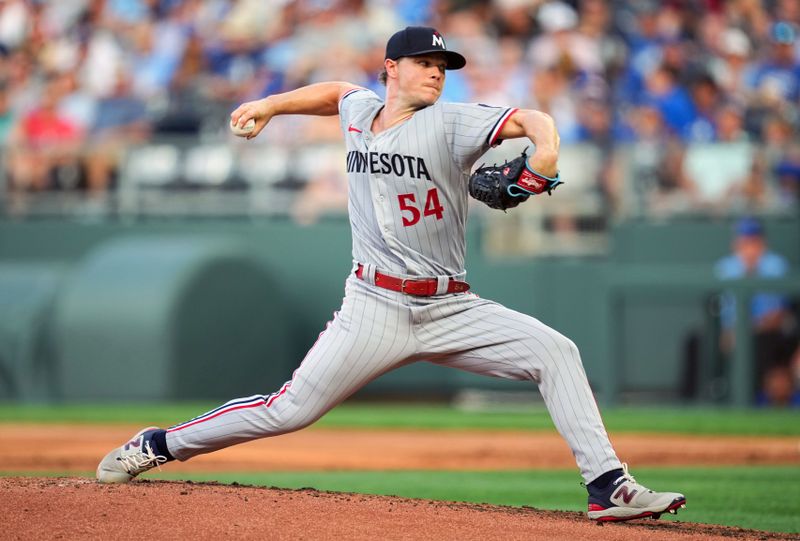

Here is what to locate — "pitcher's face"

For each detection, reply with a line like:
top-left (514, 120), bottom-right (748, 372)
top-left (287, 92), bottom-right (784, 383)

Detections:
top-left (392, 53), bottom-right (446, 107)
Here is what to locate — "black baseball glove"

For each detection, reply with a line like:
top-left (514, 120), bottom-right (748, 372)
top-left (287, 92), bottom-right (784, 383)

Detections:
top-left (468, 148), bottom-right (563, 211)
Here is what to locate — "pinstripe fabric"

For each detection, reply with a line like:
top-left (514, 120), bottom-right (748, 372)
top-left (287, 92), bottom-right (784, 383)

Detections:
top-left (411, 293), bottom-right (621, 481)
top-left (166, 277), bottom-right (621, 482)
top-left (339, 90), bottom-right (514, 278)
top-left (164, 90), bottom-right (623, 484)
top-left (166, 277), bottom-right (416, 460)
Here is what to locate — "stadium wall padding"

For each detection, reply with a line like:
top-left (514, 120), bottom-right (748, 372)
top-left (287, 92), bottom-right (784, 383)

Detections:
top-left (0, 263), bottom-right (64, 401)
top-left (0, 216), bottom-right (797, 403)
top-left (52, 236), bottom-right (292, 401)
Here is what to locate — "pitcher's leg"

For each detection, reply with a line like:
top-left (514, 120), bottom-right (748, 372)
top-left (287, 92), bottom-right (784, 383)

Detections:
top-left (166, 279), bottom-right (414, 460)
top-left (420, 296), bottom-right (621, 483)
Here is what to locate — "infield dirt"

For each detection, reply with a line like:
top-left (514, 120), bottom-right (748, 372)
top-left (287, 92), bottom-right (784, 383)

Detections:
top-left (3, 477), bottom-right (797, 541)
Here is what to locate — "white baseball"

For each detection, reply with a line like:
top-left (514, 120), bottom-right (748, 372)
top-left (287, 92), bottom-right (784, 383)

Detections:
top-left (230, 118), bottom-right (256, 137)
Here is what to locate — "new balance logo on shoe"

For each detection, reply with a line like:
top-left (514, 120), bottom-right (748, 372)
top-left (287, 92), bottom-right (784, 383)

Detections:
top-left (614, 485), bottom-right (638, 504)
top-left (586, 464), bottom-right (686, 523)
top-left (124, 437), bottom-right (142, 451)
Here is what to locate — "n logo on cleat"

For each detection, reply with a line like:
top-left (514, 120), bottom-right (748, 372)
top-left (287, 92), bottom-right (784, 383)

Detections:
top-left (614, 486), bottom-right (638, 504)
top-left (124, 437), bottom-right (142, 451)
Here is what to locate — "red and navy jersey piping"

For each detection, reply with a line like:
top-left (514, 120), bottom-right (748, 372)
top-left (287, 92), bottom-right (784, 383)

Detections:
top-left (487, 107), bottom-right (518, 146)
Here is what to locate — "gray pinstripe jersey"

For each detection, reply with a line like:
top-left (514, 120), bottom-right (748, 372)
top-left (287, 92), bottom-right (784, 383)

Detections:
top-left (339, 88), bottom-right (516, 277)
top-left (162, 88), bottom-right (623, 487)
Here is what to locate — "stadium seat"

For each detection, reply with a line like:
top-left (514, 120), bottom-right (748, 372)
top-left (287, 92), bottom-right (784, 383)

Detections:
top-left (684, 142), bottom-right (754, 203)
top-left (121, 144), bottom-right (183, 188)
top-left (183, 144), bottom-right (236, 188)
top-left (236, 145), bottom-right (291, 188)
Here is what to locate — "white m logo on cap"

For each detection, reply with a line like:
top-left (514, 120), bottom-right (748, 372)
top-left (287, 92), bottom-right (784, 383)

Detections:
top-left (432, 34), bottom-right (445, 48)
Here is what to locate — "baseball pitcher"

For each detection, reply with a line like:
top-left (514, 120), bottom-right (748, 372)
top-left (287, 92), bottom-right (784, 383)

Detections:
top-left (97, 26), bottom-right (686, 523)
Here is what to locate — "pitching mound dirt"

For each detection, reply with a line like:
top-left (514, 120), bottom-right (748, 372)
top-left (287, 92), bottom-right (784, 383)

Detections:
top-left (2, 477), bottom-right (793, 541)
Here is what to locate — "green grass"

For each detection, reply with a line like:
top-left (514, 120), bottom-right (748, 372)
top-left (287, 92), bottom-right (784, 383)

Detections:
top-left (9, 466), bottom-right (798, 534)
top-left (1, 402), bottom-right (799, 435)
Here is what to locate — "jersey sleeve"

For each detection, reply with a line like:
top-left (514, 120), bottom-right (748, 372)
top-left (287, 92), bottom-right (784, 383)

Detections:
top-left (441, 103), bottom-right (518, 170)
top-left (338, 88), bottom-right (381, 131)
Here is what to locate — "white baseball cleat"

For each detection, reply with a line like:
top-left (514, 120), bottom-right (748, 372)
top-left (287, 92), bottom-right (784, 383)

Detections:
top-left (586, 464), bottom-right (686, 522)
top-left (96, 427), bottom-right (168, 483)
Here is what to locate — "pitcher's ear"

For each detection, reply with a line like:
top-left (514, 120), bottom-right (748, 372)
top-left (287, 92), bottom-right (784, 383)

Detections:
top-left (385, 58), bottom-right (399, 79)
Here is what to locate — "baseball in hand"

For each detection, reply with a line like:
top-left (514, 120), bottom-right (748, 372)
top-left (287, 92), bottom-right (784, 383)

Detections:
top-left (230, 118), bottom-right (256, 137)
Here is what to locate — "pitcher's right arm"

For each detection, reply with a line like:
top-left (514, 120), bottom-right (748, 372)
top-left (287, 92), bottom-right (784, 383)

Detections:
top-left (230, 82), bottom-right (362, 139)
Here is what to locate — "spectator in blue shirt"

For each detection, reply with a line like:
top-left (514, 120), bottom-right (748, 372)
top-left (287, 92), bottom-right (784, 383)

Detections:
top-left (715, 217), bottom-right (798, 405)
top-left (641, 63), bottom-right (697, 138)
top-left (748, 22), bottom-right (800, 103)
top-left (716, 218), bottom-right (789, 322)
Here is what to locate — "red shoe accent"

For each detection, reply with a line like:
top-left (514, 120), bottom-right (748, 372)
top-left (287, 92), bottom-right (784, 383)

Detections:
top-left (588, 504), bottom-right (606, 512)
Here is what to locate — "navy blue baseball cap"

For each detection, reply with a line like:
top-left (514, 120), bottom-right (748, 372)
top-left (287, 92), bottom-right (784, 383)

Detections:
top-left (385, 26), bottom-right (466, 70)
top-left (735, 217), bottom-right (763, 237)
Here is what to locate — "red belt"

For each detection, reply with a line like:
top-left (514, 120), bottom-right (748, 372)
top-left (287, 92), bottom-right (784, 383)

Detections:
top-left (355, 264), bottom-right (470, 296)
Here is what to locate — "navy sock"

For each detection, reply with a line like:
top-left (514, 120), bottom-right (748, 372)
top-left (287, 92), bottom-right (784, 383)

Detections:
top-left (587, 468), bottom-right (624, 491)
top-left (149, 429), bottom-right (175, 461)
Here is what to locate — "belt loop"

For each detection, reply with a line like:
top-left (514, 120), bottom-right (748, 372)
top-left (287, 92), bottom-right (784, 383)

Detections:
top-left (435, 275), bottom-right (449, 295)
top-left (362, 263), bottom-right (377, 286)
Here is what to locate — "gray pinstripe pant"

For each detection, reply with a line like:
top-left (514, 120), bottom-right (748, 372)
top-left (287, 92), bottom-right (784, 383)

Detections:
top-left (166, 274), bottom-right (622, 483)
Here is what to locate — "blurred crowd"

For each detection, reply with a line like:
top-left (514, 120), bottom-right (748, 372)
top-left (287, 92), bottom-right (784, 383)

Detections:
top-left (0, 0), bottom-right (800, 218)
